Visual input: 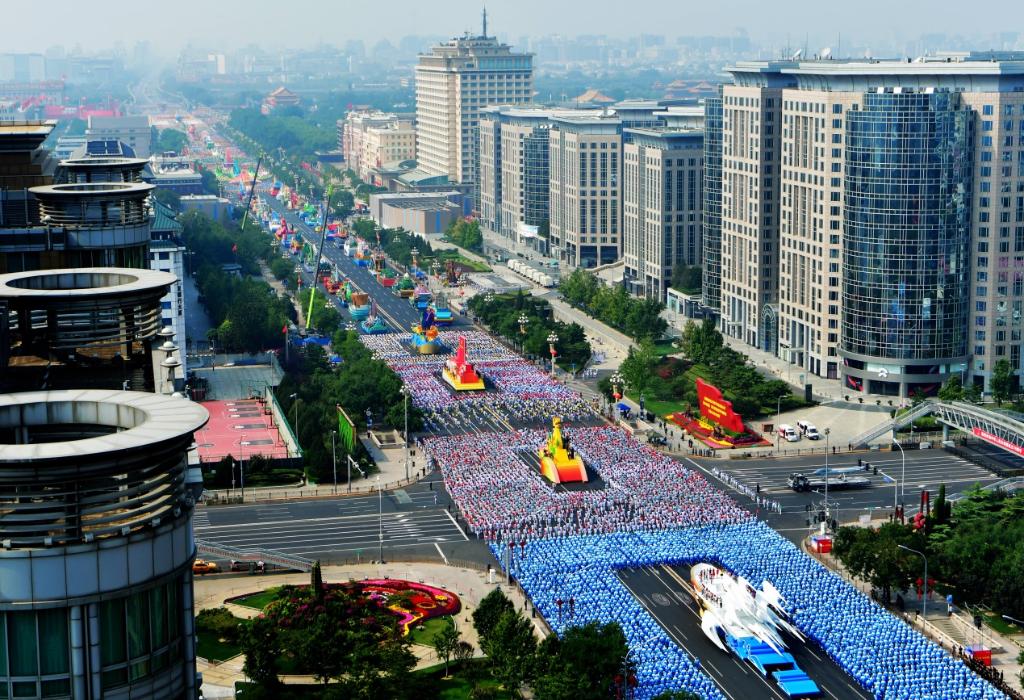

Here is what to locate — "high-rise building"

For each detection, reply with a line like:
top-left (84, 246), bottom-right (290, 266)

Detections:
top-left (479, 107), bottom-right (558, 244)
top-left (548, 114), bottom-right (622, 268)
top-left (341, 111), bottom-right (415, 184)
top-left (702, 93), bottom-right (723, 312)
top-left (414, 12), bottom-right (533, 200)
top-left (622, 128), bottom-right (704, 300)
top-left (707, 52), bottom-right (1024, 396)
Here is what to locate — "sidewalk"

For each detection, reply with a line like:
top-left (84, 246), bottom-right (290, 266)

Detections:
top-left (194, 560), bottom-right (547, 692)
top-left (202, 435), bottom-right (428, 504)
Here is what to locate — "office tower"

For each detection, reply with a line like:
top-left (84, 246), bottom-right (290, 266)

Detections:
top-left (548, 114), bottom-right (622, 268)
top-left (702, 92), bottom-right (723, 311)
top-left (341, 111), bottom-right (416, 184)
top-left (479, 107), bottom-right (553, 244)
top-left (622, 128), bottom-right (704, 300)
top-left (414, 12), bottom-right (533, 199)
top-left (709, 52), bottom-right (1024, 396)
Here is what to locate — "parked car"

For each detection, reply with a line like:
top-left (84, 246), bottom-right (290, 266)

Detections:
top-left (192, 559), bottom-right (219, 575)
top-left (648, 433), bottom-right (668, 446)
top-left (797, 420), bottom-right (821, 439)
top-left (777, 424), bottom-right (800, 442)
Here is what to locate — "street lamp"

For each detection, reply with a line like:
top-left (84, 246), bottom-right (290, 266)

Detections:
top-left (823, 427), bottom-right (831, 528)
top-left (893, 438), bottom-right (906, 509)
top-left (400, 385), bottom-right (410, 481)
top-left (410, 247), bottom-right (419, 271)
top-left (547, 332), bottom-right (559, 378)
top-left (377, 475), bottom-right (384, 563)
top-left (346, 321), bottom-right (356, 333)
top-left (331, 430), bottom-right (338, 495)
top-left (365, 408), bottom-right (373, 437)
top-left (289, 393), bottom-right (300, 446)
top-left (776, 395), bottom-right (782, 450)
top-left (897, 544), bottom-right (928, 618)
top-left (611, 371), bottom-right (623, 421)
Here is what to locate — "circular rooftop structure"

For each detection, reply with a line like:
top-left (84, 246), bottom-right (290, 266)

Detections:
top-left (58, 155), bottom-right (148, 184)
top-left (0, 267), bottom-right (176, 352)
top-left (0, 390), bottom-right (208, 547)
top-left (29, 181), bottom-right (153, 227)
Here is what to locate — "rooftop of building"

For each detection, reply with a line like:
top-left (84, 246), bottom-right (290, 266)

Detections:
top-left (623, 127), bottom-right (705, 144)
top-left (371, 190), bottom-right (461, 201)
top-left (0, 120), bottom-right (57, 152)
top-left (396, 169), bottom-right (451, 187)
top-left (728, 50), bottom-right (1024, 77)
top-left (87, 114), bottom-right (150, 129)
top-left (151, 200), bottom-right (183, 235)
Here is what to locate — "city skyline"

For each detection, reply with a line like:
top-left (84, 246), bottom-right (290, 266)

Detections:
top-left (2, 0), bottom-right (1022, 56)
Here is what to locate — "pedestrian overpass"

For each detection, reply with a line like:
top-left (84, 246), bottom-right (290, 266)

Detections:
top-left (848, 399), bottom-right (1024, 459)
top-left (194, 538), bottom-right (314, 572)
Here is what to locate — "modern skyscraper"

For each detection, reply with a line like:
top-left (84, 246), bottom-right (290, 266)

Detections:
top-left (702, 92), bottom-right (723, 312)
top-left (707, 52), bottom-right (1024, 396)
top-left (622, 128), bottom-right (704, 300)
top-left (414, 13), bottom-right (533, 200)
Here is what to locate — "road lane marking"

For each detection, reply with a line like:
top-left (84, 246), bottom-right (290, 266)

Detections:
top-left (434, 542), bottom-right (448, 564)
top-left (445, 509), bottom-right (470, 540)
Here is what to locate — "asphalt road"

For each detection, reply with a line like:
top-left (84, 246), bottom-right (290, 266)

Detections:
top-left (259, 190), bottom-right (462, 333)
top-left (684, 449), bottom-right (1002, 542)
top-left (618, 565), bottom-right (872, 700)
top-left (194, 476), bottom-right (495, 566)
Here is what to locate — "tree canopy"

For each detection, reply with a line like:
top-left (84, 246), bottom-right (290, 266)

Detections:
top-left (559, 269), bottom-right (667, 341)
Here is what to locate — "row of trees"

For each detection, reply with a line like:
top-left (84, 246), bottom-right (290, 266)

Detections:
top-left (445, 217), bottom-right (484, 252)
top-left (559, 269), bottom-right (667, 341)
top-left (276, 331), bottom-right (423, 482)
top-left (937, 361), bottom-right (1019, 406)
top-left (833, 486), bottom-right (1024, 620)
top-left (181, 212), bottom-right (296, 353)
top-left (468, 292), bottom-right (592, 370)
top-left (229, 107), bottom-right (336, 159)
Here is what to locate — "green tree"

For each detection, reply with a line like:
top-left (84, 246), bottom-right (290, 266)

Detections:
top-left (472, 588), bottom-right (515, 649)
top-left (670, 265), bottom-right (702, 294)
top-left (991, 359), bottom-right (1015, 405)
top-left (532, 622), bottom-right (628, 700)
top-left (432, 618), bottom-right (461, 677)
top-left (679, 317), bottom-right (723, 365)
top-left (963, 381), bottom-right (983, 404)
top-left (537, 219), bottom-right (550, 239)
top-left (486, 610), bottom-right (537, 693)
top-left (619, 340), bottom-right (659, 400)
top-left (156, 127), bottom-right (188, 154)
top-left (938, 375), bottom-right (964, 402)
top-left (446, 218), bottom-right (484, 252)
top-left (241, 615), bottom-right (283, 688)
top-left (833, 522), bottom-right (923, 603)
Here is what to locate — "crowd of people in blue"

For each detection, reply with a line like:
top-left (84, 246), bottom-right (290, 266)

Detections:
top-left (488, 522), bottom-right (1005, 700)
top-left (362, 326), bottom-right (1004, 698)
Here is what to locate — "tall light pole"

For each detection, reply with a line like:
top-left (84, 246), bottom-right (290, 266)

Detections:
top-left (547, 332), bottom-right (559, 378)
top-left (898, 544), bottom-right (928, 618)
top-left (893, 438), bottom-right (906, 508)
top-left (238, 434), bottom-right (246, 502)
top-left (823, 427), bottom-right (831, 529)
top-left (400, 385), bottom-right (410, 481)
top-left (377, 475), bottom-right (384, 563)
top-left (331, 430), bottom-right (338, 495)
top-left (518, 313), bottom-right (529, 353)
top-left (776, 395), bottom-right (782, 449)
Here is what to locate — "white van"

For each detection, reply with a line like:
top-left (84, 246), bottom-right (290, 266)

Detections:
top-left (777, 424), bottom-right (800, 442)
top-left (797, 420), bottom-right (821, 440)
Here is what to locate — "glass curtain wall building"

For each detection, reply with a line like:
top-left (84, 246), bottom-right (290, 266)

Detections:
top-left (702, 92), bottom-right (723, 312)
top-left (840, 89), bottom-right (972, 395)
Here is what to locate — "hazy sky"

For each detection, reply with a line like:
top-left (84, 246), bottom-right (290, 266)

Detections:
top-left (4, 0), bottom-right (1023, 55)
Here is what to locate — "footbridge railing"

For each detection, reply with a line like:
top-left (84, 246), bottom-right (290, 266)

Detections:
top-left (194, 538), bottom-right (314, 572)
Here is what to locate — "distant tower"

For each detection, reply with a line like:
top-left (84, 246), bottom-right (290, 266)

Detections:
top-left (482, 6), bottom-right (488, 38)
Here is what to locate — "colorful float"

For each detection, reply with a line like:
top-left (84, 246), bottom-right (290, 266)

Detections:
top-left (395, 274), bottom-right (416, 298)
top-left (349, 291), bottom-right (371, 321)
top-left (410, 284), bottom-right (432, 312)
top-left (538, 417), bottom-right (587, 484)
top-left (441, 335), bottom-right (485, 391)
top-left (432, 294), bottom-right (454, 326)
top-left (360, 302), bottom-right (389, 334)
top-left (408, 306), bottom-right (445, 355)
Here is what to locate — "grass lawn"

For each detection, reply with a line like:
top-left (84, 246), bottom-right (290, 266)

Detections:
top-left (449, 255), bottom-right (490, 272)
top-left (414, 659), bottom-right (506, 700)
top-left (984, 612), bottom-right (1021, 636)
top-left (635, 397), bottom-right (687, 420)
top-left (232, 586), bottom-right (282, 610)
top-left (408, 615), bottom-right (453, 646)
top-left (196, 634), bottom-right (242, 662)
top-left (652, 340), bottom-right (680, 358)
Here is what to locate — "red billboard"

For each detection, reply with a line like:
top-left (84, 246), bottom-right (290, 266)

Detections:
top-left (696, 378), bottom-right (746, 434)
top-left (971, 427), bottom-right (1024, 456)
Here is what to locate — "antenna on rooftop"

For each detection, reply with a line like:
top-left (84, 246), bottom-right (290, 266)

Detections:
top-left (482, 6), bottom-right (488, 38)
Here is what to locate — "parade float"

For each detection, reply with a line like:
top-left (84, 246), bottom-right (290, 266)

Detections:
top-left (408, 306), bottom-right (445, 355)
top-left (538, 417), bottom-right (587, 484)
top-left (360, 302), bottom-right (390, 334)
top-left (410, 283), bottom-right (432, 312)
top-left (432, 293), bottom-right (454, 326)
top-left (349, 291), bottom-right (371, 321)
top-left (440, 335), bottom-right (485, 391)
top-left (689, 563), bottom-right (820, 698)
top-left (395, 273), bottom-right (416, 298)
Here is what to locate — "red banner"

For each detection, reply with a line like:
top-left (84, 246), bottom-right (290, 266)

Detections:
top-left (696, 378), bottom-right (745, 434)
top-left (971, 427), bottom-right (1024, 456)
